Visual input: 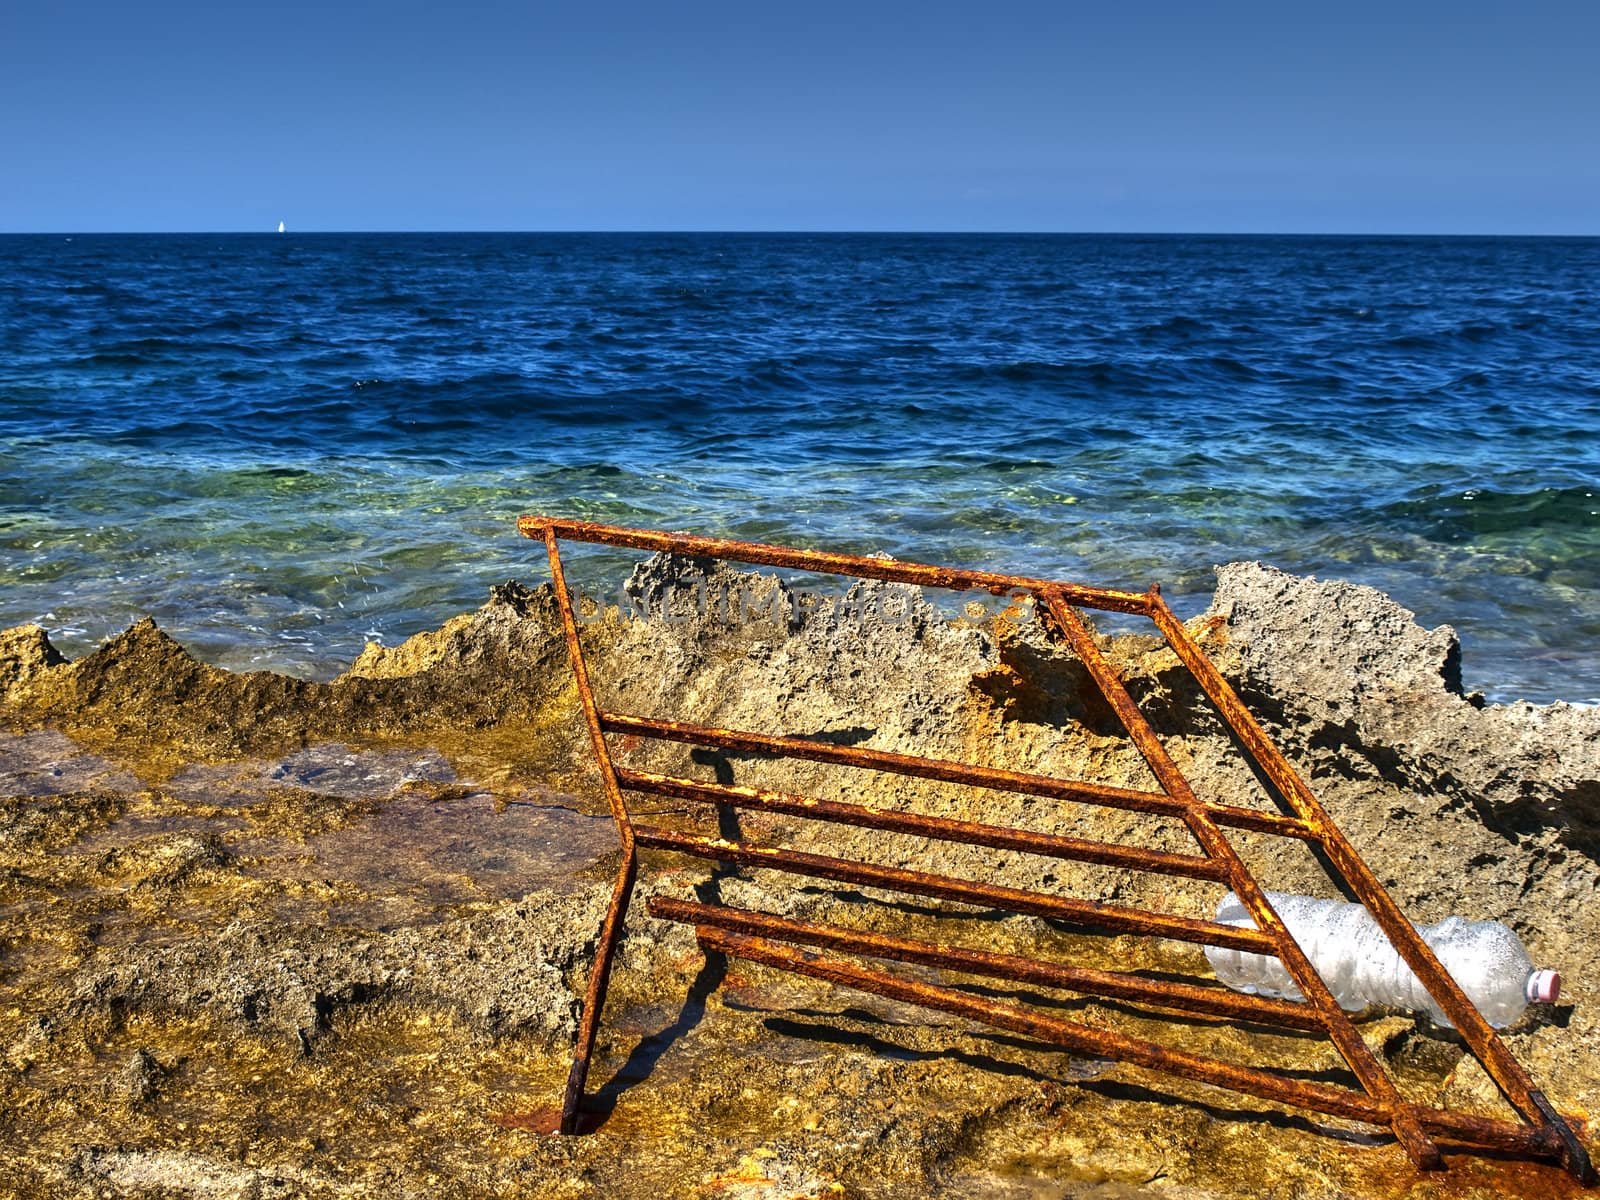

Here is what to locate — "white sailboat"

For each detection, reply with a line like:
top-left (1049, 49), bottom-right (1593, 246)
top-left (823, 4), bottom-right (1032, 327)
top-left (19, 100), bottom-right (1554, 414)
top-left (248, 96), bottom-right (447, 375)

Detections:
top-left (277, 221), bottom-right (285, 233)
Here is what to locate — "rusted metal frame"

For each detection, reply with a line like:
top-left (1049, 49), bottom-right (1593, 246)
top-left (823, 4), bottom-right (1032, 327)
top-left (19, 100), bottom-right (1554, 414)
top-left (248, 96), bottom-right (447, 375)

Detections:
top-left (530, 518), bottom-right (1587, 1180)
top-left (543, 528), bottom-right (639, 1136)
top-left (600, 711), bottom-right (1315, 842)
top-left (617, 768), bottom-right (1228, 882)
top-left (1039, 590), bottom-right (1443, 1170)
top-left (631, 823), bottom-right (1274, 954)
top-left (648, 896), bottom-right (1325, 1031)
top-left (696, 928), bottom-right (1560, 1162)
top-left (518, 514), bottom-right (1152, 614)
top-left (1145, 589), bottom-right (1596, 1183)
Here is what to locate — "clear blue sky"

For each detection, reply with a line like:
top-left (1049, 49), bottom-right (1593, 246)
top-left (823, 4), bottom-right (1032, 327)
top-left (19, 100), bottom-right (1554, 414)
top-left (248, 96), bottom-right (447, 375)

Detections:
top-left (3, 0), bottom-right (1596, 233)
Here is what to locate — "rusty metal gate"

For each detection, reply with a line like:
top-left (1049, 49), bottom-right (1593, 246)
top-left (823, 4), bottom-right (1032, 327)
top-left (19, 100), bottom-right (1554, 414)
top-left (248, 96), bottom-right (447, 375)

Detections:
top-left (519, 515), bottom-right (1593, 1184)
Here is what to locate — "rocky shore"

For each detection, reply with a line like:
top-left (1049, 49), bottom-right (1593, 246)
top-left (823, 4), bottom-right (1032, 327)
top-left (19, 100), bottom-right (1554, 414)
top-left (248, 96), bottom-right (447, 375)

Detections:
top-left (1, 557), bottom-right (1596, 1199)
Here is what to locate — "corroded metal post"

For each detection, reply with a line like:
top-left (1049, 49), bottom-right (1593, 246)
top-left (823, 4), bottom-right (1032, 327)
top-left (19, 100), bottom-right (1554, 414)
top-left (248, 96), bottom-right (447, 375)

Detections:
top-left (1041, 590), bottom-right (1441, 1167)
top-left (1145, 587), bottom-right (1595, 1182)
top-left (541, 527), bottom-right (637, 1135)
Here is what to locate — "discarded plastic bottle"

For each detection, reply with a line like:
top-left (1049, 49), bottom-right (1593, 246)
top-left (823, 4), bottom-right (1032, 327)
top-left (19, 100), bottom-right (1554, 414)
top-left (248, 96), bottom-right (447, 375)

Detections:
top-left (1204, 891), bottom-right (1560, 1029)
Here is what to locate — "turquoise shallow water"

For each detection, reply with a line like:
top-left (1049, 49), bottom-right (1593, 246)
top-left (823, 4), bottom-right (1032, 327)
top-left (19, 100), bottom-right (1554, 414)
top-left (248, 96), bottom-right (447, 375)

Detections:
top-left (1, 233), bottom-right (1597, 702)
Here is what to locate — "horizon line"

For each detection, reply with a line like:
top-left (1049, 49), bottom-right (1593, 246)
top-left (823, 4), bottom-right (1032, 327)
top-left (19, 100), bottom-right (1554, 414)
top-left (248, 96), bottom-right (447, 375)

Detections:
top-left (4, 228), bottom-right (1600, 239)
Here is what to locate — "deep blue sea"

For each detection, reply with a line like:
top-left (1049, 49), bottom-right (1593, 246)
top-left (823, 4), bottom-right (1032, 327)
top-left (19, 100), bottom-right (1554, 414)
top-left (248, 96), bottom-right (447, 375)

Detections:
top-left (1, 233), bottom-right (1597, 703)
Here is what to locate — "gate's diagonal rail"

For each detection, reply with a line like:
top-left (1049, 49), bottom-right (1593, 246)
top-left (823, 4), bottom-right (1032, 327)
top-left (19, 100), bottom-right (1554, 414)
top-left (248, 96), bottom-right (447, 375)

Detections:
top-left (1040, 589), bottom-right (1443, 1165)
top-left (519, 514), bottom-right (1595, 1185)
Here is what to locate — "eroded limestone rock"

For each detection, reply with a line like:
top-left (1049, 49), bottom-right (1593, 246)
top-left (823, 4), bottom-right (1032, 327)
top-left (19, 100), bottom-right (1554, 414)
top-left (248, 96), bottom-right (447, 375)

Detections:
top-left (1, 557), bottom-right (1595, 1199)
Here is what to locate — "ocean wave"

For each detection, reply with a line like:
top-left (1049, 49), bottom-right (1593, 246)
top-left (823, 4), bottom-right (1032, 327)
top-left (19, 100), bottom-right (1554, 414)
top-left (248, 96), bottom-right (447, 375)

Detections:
top-left (1383, 320), bottom-right (1514, 351)
top-left (1379, 484), bottom-right (1600, 539)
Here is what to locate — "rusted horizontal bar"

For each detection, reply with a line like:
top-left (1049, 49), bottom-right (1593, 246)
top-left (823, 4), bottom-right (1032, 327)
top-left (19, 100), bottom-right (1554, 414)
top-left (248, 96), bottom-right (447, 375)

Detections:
top-left (619, 769), bottom-right (1228, 882)
top-left (603, 711), bottom-right (1315, 842)
top-left (649, 896), bottom-right (1325, 1031)
top-left (517, 514), bottom-right (1153, 614)
top-left (633, 825), bottom-right (1274, 953)
top-left (697, 928), bottom-right (1559, 1160)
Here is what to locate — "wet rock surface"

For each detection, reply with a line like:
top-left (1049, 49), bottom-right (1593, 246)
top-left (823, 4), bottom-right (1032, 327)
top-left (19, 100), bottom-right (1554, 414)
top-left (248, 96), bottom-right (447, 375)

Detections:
top-left (0, 558), bottom-right (1595, 1198)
